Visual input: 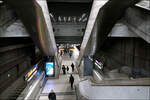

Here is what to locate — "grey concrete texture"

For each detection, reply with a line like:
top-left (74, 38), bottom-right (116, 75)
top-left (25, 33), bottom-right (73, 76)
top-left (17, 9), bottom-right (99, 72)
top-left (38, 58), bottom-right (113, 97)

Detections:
top-left (0, 44), bottom-right (34, 73)
top-left (75, 84), bottom-right (88, 100)
top-left (0, 5), bottom-right (16, 34)
top-left (84, 56), bottom-right (93, 76)
top-left (0, 37), bottom-right (35, 99)
top-left (53, 24), bottom-right (85, 36)
top-left (94, 0), bottom-right (142, 54)
top-left (0, 72), bottom-right (27, 100)
top-left (78, 80), bottom-right (150, 99)
top-left (125, 6), bottom-right (150, 43)
top-left (6, 0), bottom-right (57, 56)
top-left (0, 20), bottom-right (30, 37)
top-left (99, 38), bottom-right (150, 76)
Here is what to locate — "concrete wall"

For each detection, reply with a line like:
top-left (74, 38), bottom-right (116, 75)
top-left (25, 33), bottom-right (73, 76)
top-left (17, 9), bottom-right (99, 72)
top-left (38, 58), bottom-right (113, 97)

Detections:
top-left (0, 37), bottom-right (35, 99)
top-left (84, 57), bottom-right (93, 76)
top-left (125, 6), bottom-right (150, 43)
top-left (99, 37), bottom-right (150, 76)
top-left (53, 24), bottom-right (85, 36)
top-left (0, 5), bottom-right (16, 33)
top-left (77, 80), bottom-right (150, 100)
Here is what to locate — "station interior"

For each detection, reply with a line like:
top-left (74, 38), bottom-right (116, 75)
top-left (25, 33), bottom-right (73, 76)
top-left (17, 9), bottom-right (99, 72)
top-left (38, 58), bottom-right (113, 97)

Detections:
top-left (0, 0), bottom-right (150, 100)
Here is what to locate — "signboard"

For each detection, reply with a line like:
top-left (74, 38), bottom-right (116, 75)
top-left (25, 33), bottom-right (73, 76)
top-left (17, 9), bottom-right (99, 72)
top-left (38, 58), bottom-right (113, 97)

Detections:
top-left (46, 62), bottom-right (54, 76)
top-left (25, 64), bottom-right (38, 82)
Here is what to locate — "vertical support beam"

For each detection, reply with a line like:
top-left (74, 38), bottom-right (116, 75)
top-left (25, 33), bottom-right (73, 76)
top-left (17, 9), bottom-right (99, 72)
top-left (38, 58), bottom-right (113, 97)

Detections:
top-left (77, 0), bottom-right (108, 67)
top-left (84, 56), bottom-right (93, 76)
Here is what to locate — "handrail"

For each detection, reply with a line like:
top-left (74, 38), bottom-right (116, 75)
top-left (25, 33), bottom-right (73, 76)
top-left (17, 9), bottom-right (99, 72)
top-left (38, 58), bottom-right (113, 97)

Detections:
top-left (17, 71), bottom-right (45, 100)
top-left (91, 78), bottom-right (150, 86)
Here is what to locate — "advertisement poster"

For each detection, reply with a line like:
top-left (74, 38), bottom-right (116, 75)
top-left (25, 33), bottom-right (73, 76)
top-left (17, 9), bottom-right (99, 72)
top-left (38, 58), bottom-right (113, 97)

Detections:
top-left (46, 62), bottom-right (54, 76)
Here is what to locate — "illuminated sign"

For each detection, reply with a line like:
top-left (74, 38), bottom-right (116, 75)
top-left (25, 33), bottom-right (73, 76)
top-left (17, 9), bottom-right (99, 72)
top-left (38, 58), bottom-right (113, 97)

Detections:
top-left (46, 62), bottom-right (54, 76)
top-left (59, 48), bottom-right (64, 50)
top-left (27, 67), bottom-right (37, 78)
top-left (25, 64), bottom-right (38, 81)
top-left (69, 48), bottom-right (74, 51)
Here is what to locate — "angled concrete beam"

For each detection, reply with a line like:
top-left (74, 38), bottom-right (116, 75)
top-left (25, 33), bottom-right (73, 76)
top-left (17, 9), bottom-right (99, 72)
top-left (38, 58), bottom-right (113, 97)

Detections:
top-left (35, 0), bottom-right (57, 56)
top-left (125, 7), bottom-right (150, 43)
top-left (77, 0), bottom-right (108, 67)
top-left (7, 0), bottom-right (57, 56)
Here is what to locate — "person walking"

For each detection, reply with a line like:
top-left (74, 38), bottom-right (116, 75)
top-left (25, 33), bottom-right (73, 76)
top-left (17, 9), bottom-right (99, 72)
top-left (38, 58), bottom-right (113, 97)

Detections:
top-left (69, 74), bottom-right (74, 89)
top-left (69, 51), bottom-right (72, 58)
top-left (62, 65), bottom-right (66, 75)
top-left (66, 66), bottom-right (69, 73)
top-left (48, 89), bottom-right (56, 100)
top-left (71, 63), bottom-right (74, 72)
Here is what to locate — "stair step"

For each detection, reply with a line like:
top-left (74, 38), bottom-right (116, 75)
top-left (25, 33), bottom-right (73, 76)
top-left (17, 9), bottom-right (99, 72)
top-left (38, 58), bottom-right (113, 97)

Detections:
top-left (39, 95), bottom-right (76, 100)
top-left (39, 92), bottom-right (76, 100)
top-left (41, 92), bottom-right (75, 96)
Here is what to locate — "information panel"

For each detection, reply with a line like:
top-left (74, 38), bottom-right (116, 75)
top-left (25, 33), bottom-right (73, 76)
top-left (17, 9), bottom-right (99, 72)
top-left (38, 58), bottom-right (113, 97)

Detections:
top-left (46, 62), bottom-right (54, 76)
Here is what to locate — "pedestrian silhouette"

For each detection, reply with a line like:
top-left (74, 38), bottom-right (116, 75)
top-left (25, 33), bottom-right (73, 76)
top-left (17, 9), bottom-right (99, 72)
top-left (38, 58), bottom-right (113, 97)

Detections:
top-left (62, 65), bottom-right (66, 74)
top-left (69, 74), bottom-right (74, 89)
top-left (67, 66), bottom-right (69, 73)
top-left (48, 89), bottom-right (56, 100)
top-left (71, 63), bottom-right (74, 72)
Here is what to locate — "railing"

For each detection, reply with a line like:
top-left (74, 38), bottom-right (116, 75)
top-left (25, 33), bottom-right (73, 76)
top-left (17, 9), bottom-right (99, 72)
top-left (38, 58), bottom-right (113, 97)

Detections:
top-left (17, 71), bottom-right (45, 100)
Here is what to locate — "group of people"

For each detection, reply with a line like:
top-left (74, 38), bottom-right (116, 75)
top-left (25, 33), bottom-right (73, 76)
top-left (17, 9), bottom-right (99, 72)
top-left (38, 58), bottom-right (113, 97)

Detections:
top-left (48, 63), bottom-right (75, 100)
top-left (62, 63), bottom-right (75, 90)
top-left (62, 63), bottom-right (74, 74)
top-left (48, 64), bottom-right (75, 100)
top-left (59, 48), bottom-right (73, 58)
top-left (48, 74), bottom-right (74, 100)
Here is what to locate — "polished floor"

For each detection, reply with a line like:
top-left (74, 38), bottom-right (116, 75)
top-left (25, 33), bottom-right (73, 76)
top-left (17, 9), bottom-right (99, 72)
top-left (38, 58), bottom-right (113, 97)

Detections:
top-left (38, 54), bottom-right (80, 100)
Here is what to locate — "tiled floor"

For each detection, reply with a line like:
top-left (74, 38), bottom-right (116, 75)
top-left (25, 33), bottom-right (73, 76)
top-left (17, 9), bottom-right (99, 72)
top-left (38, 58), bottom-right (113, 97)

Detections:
top-left (38, 54), bottom-right (80, 100)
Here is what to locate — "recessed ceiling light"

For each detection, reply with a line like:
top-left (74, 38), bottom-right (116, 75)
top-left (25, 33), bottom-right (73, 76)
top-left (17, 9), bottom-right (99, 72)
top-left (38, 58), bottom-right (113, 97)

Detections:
top-left (64, 17), bottom-right (66, 22)
top-left (0, 1), bottom-right (3, 3)
top-left (68, 17), bottom-right (71, 21)
top-left (81, 13), bottom-right (86, 18)
top-left (49, 13), bottom-right (54, 18)
top-left (58, 16), bottom-right (61, 21)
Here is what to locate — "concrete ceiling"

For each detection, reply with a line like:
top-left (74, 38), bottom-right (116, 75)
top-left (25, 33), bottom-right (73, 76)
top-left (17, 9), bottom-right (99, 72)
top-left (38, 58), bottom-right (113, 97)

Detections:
top-left (47, 2), bottom-right (92, 44)
top-left (47, 2), bottom-right (92, 23)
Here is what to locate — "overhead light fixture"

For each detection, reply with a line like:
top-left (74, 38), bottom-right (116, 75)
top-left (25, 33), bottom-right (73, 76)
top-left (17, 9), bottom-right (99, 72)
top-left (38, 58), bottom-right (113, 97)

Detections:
top-left (82, 17), bottom-right (87, 22)
top-left (58, 16), bottom-right (61, 22)
top-left (49, 13), bottom-right (54, 18)
top-left (64, 17), bottom-right (66, 22)
top-left (73, 17), bottom-right (76, 22)
top-left (81, 13), bottom-right (86, 18)
top-left (78, 17), bottom-right (82, 22)
top-left (0, 0), bottom-right (3, 3)
top-left (68, 16), bottom-right (71, 22)
top-left (49, 13), bottom-right (56, 22)
top-left (79, 13), bottom-right (86, 22)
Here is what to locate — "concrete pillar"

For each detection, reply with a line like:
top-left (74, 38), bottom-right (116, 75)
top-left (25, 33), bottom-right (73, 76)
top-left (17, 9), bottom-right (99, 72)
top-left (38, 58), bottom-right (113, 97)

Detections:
top-left (83, 56), bottom-right (93, 76)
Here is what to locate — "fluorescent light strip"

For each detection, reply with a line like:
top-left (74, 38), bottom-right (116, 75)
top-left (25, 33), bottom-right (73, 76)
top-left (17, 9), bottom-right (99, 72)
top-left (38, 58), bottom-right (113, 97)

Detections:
top-left (27, 70), bottom-right (37, 82)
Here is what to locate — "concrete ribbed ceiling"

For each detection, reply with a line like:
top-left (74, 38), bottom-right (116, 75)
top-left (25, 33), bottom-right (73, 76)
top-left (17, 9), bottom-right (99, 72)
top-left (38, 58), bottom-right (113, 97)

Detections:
top-left (47, 2), bottom-right (92, 23)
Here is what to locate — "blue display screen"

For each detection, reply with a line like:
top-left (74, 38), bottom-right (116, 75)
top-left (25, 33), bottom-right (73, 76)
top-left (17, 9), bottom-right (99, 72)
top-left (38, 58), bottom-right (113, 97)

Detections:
top-left (46, 62), bottom-right (54, 76)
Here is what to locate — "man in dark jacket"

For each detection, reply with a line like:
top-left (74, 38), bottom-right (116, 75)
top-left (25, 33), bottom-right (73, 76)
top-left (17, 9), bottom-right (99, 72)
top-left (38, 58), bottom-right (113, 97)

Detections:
top-left (48, 89), bottom-right (56, 100)
top-left (71, 63), bottom-right (74, 72)
top-left (67, 66), bottom-right (69, 73)
top-left (69, 74), bottom-right (74, 89)
top-left (62, 65), bottom-right (66, 74)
